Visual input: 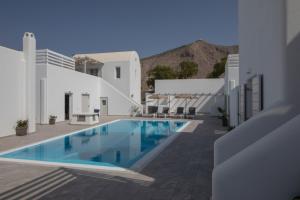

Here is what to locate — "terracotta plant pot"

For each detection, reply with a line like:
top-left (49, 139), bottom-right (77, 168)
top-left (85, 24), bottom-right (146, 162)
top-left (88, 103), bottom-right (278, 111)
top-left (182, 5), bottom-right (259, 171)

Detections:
top-left (16, 127), bottom-right (28, 136)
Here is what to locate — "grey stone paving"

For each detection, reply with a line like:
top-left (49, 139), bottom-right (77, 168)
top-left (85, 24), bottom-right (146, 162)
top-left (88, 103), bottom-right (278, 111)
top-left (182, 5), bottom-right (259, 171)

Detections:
top-left (0, 115), bottom-right (225, 200)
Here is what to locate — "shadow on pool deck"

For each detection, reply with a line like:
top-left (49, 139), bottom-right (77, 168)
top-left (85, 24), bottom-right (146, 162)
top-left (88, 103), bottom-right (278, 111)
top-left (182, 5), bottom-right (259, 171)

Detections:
top-left (0, 115), bottom-right (226, 200)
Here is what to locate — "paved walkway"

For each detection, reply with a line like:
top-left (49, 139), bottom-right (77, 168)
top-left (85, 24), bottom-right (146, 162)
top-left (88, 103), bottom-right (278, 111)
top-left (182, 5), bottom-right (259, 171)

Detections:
top-left (0, 116), bottom-right (226, 200)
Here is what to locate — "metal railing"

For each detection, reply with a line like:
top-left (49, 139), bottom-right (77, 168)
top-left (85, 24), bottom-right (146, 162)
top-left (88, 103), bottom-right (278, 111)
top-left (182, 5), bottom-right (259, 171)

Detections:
top-left (36, 49), bottom-right (75, 70)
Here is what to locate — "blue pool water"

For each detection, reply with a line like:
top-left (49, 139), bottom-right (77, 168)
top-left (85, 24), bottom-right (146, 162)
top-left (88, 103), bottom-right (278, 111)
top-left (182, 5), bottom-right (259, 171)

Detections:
top-left (0, 120), bottom-right (187, 168)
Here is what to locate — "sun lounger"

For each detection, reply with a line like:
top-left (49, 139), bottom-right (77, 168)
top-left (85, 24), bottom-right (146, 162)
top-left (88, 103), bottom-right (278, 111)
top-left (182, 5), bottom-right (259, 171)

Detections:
top-left (186, 107), bottom-right (196, 119)
top-left (157, 107), bottom-right (169, 118)
top-left (142, 106), bottom-right (158, 118)
top-left (174, 107), bottom-right (184, 118)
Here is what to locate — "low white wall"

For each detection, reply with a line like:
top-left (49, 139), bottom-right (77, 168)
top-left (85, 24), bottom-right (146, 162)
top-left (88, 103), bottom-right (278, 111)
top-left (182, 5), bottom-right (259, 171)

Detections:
top-left (150, 79), bottom-right (225, 115)
top-left (0, 46), bottom-right (25, 137)
top-left (155, 79), bottom-right (224, 94)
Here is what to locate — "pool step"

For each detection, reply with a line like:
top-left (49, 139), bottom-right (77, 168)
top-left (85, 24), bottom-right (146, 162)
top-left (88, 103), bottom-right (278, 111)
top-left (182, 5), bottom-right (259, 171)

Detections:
top-left (0, 168), bottom-right (76, 200)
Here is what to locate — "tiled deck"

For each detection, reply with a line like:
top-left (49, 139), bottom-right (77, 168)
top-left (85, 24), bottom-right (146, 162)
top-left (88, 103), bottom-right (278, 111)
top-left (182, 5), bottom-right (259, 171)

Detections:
top-left (0, 115), bottom-right (226, 200)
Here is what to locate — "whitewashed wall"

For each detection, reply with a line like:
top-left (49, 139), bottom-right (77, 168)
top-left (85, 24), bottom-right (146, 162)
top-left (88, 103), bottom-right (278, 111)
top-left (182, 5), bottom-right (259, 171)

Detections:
top-left (101, 61), bottom-right (131, 99)
top-left (155, 79), bottom-right (224, 94)
top-left (129, 52), bottom-right (141, 104)
top-left (224, 55), bottom-right (239, 96)
top-left (36, 63), bottom-right (142, 121)
top-left (36, 63), bottom-right (101, 123)
top-left (0, 46), bottom-right (25, 137)
top-left (99, 78), bottom-right (142, 115)
top-left (239, 0), bottom-right (286, 109)
top-left (213, 0), bottom-right (300, 199)
top-left (148, 79), bottom-right (225, 115)
top-left (100, 52), bottom-right (141, 105)
top-left (224, 54), bottom-right (239, 127)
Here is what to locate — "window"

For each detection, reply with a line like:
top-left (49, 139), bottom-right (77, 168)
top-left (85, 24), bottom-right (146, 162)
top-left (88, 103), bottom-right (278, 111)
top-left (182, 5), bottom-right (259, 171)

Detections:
top-left (115, 67), bottom-right (121, 79)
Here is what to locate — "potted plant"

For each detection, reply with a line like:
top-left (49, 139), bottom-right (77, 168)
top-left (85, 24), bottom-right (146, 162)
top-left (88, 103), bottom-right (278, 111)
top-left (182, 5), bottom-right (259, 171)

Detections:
top-left (15, 120), bottom-right (28, 136)
top-left (49, 115), bottom-right (57, 125)
top-left (217, 107), bottom-right (228, 127)
top-left (131, 106), bottom-right (141, 117)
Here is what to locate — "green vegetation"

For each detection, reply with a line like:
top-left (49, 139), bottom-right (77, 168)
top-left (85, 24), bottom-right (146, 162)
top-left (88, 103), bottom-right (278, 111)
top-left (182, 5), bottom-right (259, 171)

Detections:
top-left (147, 61), bottom-right (199, 88)
top-left (178, 61), bottom-right (198, 79)
top-left (16, 120), bottom-right (28, 128)
top-left (147, 65), bottom-right (177, 88)
top-left (207, 57), bottom-right (227, 78)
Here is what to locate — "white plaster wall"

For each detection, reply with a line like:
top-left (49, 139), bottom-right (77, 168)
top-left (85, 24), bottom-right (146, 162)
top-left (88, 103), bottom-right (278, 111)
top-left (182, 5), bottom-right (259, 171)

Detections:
top-left (213, 114), bottom-right (300, 200)
top-left (0, 46), bottom-right (25, 137)
top-left (155, 79), bottom-right (224, 94)
top-left (101, 61), bottom-right (130, 98)
top-left (224, 68), bottom-right (239, 96)
top-left (99, 78), bottom-right (142, 115)
top-left (224, 55), bottom-right (239, 127)
top-left (239, 0), bottom-right (286, 109)
top-left (44, 64), bottom-right (101, 122)
top-left (36, 62), bottom-right (142, 121)
top-left (149, 79), bottom-right (224, 115)
top-left (213, 0), bottom-right (300, 199)
top-left (36, 64), bottom-right (47, 123)
top-left (229, 88), bottom-right (239, 127)
top-left (129, 52), bottom-right (141, 104)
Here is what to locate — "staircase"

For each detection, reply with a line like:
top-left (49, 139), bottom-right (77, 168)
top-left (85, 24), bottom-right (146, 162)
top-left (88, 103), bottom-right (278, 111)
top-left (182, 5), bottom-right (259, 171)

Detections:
top-left (0, 169), bottom-right (76, 200)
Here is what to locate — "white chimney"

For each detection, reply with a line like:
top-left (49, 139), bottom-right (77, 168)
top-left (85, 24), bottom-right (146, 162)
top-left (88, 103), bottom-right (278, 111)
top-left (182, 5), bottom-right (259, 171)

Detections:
top-left (23, 32), bottom-right (36, 133)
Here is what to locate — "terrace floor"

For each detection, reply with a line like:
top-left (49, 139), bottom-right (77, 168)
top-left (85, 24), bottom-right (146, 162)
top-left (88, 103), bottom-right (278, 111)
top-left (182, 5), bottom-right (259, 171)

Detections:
top-left (0, 115), bottom-right (226, 200)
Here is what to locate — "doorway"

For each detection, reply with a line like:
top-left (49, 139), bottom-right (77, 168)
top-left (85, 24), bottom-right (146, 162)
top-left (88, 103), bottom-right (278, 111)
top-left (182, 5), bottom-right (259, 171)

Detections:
top-left (65, 93), bottom-right (70, 120)
top-left (245, 80), bottom-right (253, 120)
top-left (82, 94), bottom-right (90, 113)
top-left (100, 97), bottom-right (108, 115)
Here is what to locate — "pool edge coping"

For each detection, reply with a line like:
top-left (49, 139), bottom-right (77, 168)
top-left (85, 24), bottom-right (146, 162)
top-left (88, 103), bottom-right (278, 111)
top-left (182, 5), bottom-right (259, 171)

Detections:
top-left (0, 118), bottom-right (192, 173)
top-left (130, 120), bottom-right (191, 172)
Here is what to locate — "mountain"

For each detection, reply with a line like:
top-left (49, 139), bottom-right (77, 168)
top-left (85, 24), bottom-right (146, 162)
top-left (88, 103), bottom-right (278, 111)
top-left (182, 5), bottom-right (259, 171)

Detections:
top-left (141, 40), bottom-right (238, 92)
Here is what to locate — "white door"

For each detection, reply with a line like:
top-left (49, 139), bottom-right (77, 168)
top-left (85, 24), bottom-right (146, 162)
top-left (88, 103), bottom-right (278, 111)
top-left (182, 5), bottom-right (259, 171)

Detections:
top-left (100, 97), bottom-right (108, 115)
top-left (82, 94), bottom-right (90, 113)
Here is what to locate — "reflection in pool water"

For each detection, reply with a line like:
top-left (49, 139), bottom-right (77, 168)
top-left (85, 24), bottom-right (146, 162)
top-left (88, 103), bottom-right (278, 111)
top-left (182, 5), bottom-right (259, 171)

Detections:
top-left (1, 120), bottom-right (187, 168)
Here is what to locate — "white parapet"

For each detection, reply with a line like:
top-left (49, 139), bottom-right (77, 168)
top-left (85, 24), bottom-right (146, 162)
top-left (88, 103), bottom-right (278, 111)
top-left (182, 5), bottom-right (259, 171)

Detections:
top-left (213, 114), bottom-right (300, 200)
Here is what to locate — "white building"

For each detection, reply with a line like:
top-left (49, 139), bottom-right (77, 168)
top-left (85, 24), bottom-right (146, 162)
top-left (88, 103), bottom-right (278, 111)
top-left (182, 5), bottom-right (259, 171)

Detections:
top-left (0, 33), bottom-right (142, 137)
top-left (146, 79), bottom-right (225, 116)
top-left (224, 54), bottom-right (239, 127)
top-left (213, 0), bottom-right (300, 199)
top-left (74, 51), bottom-right (141, 105)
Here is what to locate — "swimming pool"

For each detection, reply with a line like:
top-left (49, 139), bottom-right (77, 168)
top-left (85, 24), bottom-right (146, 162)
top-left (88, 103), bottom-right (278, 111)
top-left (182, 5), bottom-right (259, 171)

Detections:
top-left (0, 119), bottom-right (189, 170)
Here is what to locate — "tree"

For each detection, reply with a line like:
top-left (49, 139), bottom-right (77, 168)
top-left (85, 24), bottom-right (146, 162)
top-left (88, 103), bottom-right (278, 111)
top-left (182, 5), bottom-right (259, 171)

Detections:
top-left (146, 65), bottom-right (177, 89)
top-left (207, 57), bottom-right (227, 78)
top-left (178, 61), bottom-right (198, 79)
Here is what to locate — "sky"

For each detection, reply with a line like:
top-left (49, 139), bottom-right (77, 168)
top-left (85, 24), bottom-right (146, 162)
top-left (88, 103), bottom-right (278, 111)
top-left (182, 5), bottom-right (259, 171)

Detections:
top-left (0, 0), bottom-right (238, 58)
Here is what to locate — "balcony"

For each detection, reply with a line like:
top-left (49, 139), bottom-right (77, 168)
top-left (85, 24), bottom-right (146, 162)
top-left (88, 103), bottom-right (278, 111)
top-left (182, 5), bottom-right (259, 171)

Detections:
top-left (36, 49), bottom-right (75, 70)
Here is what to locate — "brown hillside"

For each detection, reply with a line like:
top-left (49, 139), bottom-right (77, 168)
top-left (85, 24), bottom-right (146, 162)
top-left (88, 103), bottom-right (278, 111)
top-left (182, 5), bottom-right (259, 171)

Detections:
top-left (141, 40), bottom-right (238, 92)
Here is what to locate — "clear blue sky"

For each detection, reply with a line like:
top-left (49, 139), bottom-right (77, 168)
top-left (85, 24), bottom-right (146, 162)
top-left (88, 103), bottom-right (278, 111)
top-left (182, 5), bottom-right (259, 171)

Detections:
top-left (0, 0), bottom-right (238, 58)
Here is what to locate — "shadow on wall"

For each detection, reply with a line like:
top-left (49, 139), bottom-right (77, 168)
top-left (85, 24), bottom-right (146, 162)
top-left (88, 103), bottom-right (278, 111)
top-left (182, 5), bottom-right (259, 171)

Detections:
top-left (146, 86), bottom-right (224, 116)
top-left (212, 20), bottom-right (300, 200)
